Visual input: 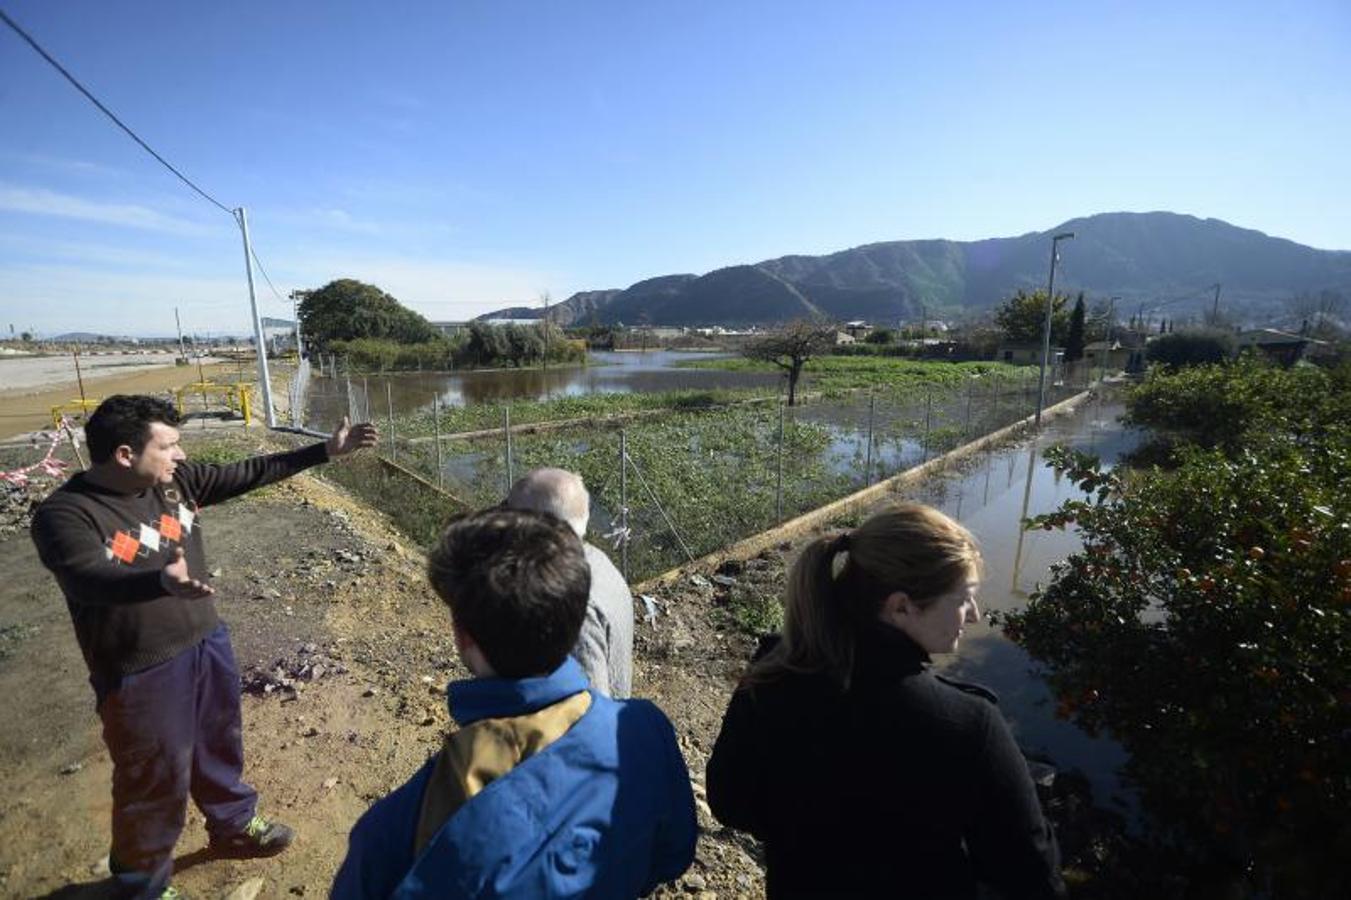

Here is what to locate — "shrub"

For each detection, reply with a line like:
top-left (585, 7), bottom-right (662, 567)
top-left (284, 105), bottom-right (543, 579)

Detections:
top-left (1002, 362), bottom-right (1351, 896)
top-left (1145, 328), bottom-right (1236, 369)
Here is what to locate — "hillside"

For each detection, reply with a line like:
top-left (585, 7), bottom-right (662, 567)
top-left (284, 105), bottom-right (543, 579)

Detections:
top-left (480, 212), bottom-right (1351, 326)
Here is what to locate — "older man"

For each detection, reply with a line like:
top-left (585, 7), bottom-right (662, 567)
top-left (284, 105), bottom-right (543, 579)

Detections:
top-left (506, 468), bottom-right (633, 697)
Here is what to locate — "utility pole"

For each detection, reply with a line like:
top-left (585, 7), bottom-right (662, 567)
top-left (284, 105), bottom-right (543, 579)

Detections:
top-left (1036, 231), bottom-right (1074, 426)
top-left (1210, 283), bottom-right (1222, 325)
top-left (174, 307), bottom-right (187, 363)
top-left (1099, 296), bottom-right (1119, 384)
top-left (235, 207), bottom-right (277, 428)
top-left (288, 290), bottom-right (309, 360)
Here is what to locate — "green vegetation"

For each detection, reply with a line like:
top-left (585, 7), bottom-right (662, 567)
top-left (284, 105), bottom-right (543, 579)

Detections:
top-left (300, 279), bottom-right (443, 350)
top-left (995, 288), bottom-right (1071, 345)
top-left (1144, 327), bottom-right (1237, 369)
top-left (455, 321), bottom-right (584, 369)
top-left (679, 355), bottom-right (1036, 395)
top-left (1003, 360), bottom-right (1351, 896)
top-left (397, 387), bottom-right (777, 438)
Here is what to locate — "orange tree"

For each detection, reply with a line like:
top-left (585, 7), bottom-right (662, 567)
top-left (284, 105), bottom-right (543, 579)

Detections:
top-left (1002, 361), bottom-right (1351, 897)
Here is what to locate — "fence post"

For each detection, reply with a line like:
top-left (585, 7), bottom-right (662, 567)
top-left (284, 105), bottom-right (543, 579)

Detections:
top-left (433, 393), bottom-right (444, 489)
top-left (864, 390), bottom-right (875, 486)
top-left (964, 380), bottom-right (974, 439)
top-left (362, 377), bottom-right (370, 422)
top-left (386, 381), bottom-right (397, 464)
top-left (776, 398), bottom-right (785, 522)
top-left (923, 390), bottom-right (933, 461)
top-left (504, 406), bottom-right (514, 493)
top-left (345, 375), bottom-right (355, 423)
top-left (619, 429), bottom-right (629, 582)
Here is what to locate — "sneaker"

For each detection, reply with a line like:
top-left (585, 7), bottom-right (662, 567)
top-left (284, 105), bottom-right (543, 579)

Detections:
top-left (208, 814), bottom-right (294, 859)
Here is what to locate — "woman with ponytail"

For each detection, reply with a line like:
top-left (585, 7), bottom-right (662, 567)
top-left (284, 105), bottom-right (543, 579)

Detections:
top-left (706, 503), bottom-right (1064, 899)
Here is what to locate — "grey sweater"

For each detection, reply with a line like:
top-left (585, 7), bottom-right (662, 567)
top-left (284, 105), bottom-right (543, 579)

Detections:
top-left (575, 543), bottom-right (634, 698)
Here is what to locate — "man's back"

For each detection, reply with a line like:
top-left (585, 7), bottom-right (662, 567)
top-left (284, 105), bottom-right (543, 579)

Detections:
top-left (577, 543), bottom-right (634, 697)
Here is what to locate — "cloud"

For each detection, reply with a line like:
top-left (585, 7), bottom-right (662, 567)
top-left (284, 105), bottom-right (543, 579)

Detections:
top-left (0, 184), bottom-right (217, 235)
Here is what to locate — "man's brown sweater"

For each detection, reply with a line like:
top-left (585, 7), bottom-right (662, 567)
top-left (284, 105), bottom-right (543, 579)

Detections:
top-left (31, 443), bottom-right (329, 680)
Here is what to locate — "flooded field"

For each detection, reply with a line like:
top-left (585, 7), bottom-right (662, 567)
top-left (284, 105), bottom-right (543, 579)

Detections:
top-left (910, 392), bottom-right (1142, 814)
top-left (303, 351), bottom-right (779, 427)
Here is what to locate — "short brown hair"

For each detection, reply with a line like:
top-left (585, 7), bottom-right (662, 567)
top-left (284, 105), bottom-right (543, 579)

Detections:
top-left (427, 507), bottom-right (590, 678)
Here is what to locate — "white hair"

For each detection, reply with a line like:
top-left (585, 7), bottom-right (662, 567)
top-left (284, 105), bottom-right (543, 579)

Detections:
top-left (506, 468), bottom-right (590, 538)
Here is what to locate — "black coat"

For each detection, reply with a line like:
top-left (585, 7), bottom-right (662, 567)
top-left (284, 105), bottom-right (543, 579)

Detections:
top-left (706, 624), bottom-right (1065, 900)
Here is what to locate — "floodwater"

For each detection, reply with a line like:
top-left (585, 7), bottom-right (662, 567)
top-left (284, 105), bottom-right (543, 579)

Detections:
top-left (907, 391), bottom-right (1143, 814)
top-left (303, 351), bottom-right (779, 428)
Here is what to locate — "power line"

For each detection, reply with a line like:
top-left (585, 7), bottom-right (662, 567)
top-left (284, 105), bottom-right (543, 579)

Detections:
top-left (2, 6), bottom-right (293, 305)
top-left (249, 246), bottom-right (286, 302)
top-left (0, 6), bottom-right (234, 216)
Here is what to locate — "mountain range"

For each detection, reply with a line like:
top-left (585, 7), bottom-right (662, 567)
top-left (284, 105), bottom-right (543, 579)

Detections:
top-left (481, 212), bottom-right (1351, 327)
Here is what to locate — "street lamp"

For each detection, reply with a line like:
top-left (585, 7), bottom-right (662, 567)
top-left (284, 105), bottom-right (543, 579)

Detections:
top-left (1035, 231), bottom-right (1074, 425)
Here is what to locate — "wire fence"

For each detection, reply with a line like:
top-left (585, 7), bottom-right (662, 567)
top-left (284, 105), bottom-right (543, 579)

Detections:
top-left (311, 361), bottom-right (1097, 583)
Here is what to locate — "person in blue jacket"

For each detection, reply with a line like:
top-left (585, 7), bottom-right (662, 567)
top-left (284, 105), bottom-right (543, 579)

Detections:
top-left (332, 507), bottom-right (697, 899)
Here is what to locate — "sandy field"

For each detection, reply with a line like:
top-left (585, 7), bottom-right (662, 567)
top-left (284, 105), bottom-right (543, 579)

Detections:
top-left (0, 356), bottom-right (253, 440)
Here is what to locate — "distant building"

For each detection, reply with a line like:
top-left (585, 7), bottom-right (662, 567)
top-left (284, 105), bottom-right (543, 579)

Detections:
top-left (843, 321), bottom-right (873, 339)
top-left (482, 317), bottom-right (545, 328)
top-left (996, 343), bottom-right (1062, 366)
top-left (1083, 340), bottom-right (1143, 374)
top-left (834, 330), bottom-right (857, 346)
top-left (1235, 328), bottom-right (1329, 367)
top-left (431, 320), bottom-right (470, 336)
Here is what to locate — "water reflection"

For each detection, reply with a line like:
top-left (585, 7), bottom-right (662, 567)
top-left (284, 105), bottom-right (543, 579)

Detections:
top-left (903, 393), bottom-right (1143, 814)
top-left (304, 351), bottom-right (778, 429)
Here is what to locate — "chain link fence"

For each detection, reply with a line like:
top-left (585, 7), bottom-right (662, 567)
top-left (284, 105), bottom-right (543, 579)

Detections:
top-left (309, 359), bottom-right (1094, 583)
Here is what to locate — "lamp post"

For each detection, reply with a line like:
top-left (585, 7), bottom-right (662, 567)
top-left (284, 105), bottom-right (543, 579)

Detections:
top-left (1035, 231), bottom-right (1074, 425)
top-left (1099, 295), bottom-right (1120, 384)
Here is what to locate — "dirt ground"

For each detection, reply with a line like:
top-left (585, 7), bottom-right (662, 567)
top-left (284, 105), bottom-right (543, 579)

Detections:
top-left (2, 425), bottom-right (1126, 899)
top-left (0, 360), bottom-right (241, 440)
top-left (0, 432), bottom-right (770, 900)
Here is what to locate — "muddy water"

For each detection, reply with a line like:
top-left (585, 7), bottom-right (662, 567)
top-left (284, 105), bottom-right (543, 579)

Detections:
top-left (904, 392), bottom-right (1143, 814)
top-left (303, 351), bottom-right (778, 429)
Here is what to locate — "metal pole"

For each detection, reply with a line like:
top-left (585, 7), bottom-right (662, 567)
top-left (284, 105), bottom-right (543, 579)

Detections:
top-left (363, 377), bottom-right (370, 423)
top-left (776, 398), bottom-right (785, 521)
top-left (964, 380), bottom-right (974, 438)
top-left (174, 307), bottom-right (187, 363)
top-left (504, 406), bottom-right (514, 492)
top-left (345, 376), bottom-right (354, 423)
top-left (1210, 283), bottom-right (1222, 324)
top-left (619, 429), bottom-right (629, 581)
top-left (235, 207), bottom-right (277, 427)
top-left (289, 290), bottom-right (306, 360)
top-left (1036, 232), bottom-right (1073, 426)
top-left (433, 393), bottom-right (444, 489)
top-left (386, 380), bottom-right (396, 463)
top-left (72, 346), bottom-right (87, 406)
top-left (863, 391), bottom-right (875, 485)
top-left (1100, 297), bottom-right (1116, 385)
top-left (923, 390), bottom-right (933, 461)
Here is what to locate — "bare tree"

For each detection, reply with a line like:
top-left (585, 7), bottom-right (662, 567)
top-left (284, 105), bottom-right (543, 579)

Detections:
top-left (743, 320), bottom-right (836, 406)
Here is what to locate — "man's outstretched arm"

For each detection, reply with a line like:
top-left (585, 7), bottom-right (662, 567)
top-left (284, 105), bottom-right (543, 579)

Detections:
top-left (180, 416), bottom-right (377, 507)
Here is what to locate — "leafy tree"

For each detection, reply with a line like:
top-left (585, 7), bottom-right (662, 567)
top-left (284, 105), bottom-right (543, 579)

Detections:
top-left (299, 279), bottom-right (441, 350)
top-left (20, 331), bottom-right (32, 342)
top-left (994, 289), bottom-right (1071, 345)
top-left (743, 320), bottom-right (835, 406)
top-left (864, 327), bottom-right (895, 345)
top-left (1003, 362), bottom-right (1351, 896)
top-left (1064, 294), bottom-right (1087, 361)
top-left (1146, 328), bottom-right (1236, 370)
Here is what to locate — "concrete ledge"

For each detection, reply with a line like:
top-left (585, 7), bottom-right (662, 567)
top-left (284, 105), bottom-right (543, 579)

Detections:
top-left (633, 389), bottom-right (1093, 594)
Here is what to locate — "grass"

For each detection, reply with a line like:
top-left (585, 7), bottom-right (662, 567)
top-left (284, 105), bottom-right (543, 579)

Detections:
top-left (396, 387), bottom-right (778, 438)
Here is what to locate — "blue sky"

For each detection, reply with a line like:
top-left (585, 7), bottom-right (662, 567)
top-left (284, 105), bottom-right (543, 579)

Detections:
top-left (2, 0), bottom-right (1348, 336)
